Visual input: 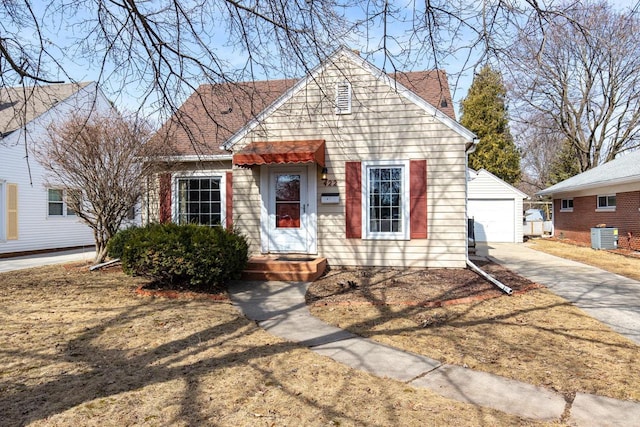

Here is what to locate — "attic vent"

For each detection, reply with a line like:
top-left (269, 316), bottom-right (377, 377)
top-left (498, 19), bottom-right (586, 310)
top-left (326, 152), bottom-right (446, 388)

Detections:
top-left (335, 81), bottom-right (352, 115)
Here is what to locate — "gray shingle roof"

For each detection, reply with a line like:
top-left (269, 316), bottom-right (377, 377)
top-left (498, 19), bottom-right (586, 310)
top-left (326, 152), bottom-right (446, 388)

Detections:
top-left (0, 82), bottom-right (91, 137)
top-left (537, 149), bottom-right (640, 196)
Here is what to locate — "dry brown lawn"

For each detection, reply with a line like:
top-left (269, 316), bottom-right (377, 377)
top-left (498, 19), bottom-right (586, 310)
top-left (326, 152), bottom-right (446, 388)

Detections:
top-left (526, 238), bottom-right (640, 281)
top-left (0, 264), bottom-right (544, 427)
top-left (309, 261), bottom-right (640, 404)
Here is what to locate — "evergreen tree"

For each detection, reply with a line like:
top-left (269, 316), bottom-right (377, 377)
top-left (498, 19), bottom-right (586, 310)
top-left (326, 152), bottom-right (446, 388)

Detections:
top-left (460, 65), bottom-right (521, 184)
top-left (548, 139), bottom-right (582, 186)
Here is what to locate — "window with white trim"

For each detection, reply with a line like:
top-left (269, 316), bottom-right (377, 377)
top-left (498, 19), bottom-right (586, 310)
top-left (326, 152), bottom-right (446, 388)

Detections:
top-left (560, 198), bottom-right (573, 211)
top-left (177, 177), bottom-right (222, 226)
top-left (335, 81), bottom-right (352, 115)
top-left (48, 189), bottom-right (77, 217)
top-left (362, 160), bottom-right (410, 240)
top-left (597, 194), bottom-right (616, 210)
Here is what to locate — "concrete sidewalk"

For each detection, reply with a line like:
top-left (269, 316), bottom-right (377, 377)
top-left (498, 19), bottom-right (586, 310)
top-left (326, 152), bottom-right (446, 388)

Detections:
top-left (0, 248), bottom-right (96, 273)
top-left (229, 280), bottom-right (640, 425)
top-left (484, 242), bottom-right (640, 346)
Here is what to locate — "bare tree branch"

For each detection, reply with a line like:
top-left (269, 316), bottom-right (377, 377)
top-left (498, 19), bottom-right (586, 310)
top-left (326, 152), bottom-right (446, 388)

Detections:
top-left (508, 1), bottom-right (640, 172)
top-left (37, 111), bottom-right (164, 263)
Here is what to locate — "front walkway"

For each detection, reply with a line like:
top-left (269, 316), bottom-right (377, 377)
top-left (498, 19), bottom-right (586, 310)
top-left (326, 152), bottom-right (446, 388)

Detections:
top-left (484, 242), bottom-right (640, 346)
top-left (229, 279), bottom-right (640, 425)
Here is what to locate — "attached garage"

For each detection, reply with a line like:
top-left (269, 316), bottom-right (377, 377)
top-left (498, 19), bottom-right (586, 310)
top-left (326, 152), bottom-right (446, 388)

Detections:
top-left (467, 169), bottom-right (528, 243)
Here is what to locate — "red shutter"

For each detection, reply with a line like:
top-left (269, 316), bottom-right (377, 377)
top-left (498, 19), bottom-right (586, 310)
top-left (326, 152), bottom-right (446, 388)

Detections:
top-left (410, 160), bottom-right (428, 239)
top-left (345, 162), bottom-right (362, 238)
top-left (226, 171), bottom-right (233, 230)
top-left (159, 173), bottom-right (172, 223)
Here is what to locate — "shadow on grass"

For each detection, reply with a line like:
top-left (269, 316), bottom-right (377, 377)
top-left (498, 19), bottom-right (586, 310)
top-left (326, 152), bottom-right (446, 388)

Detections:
top-left (0, 270), bottom-right (427, 426)
top-left (309, 265), bottom-right (640, 403)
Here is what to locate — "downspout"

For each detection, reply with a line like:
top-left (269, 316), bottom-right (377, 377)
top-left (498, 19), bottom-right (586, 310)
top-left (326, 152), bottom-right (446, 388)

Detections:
top-left (466, 259), bottom-right (513, 295)
top-left (465, 137), bottom-right (513, 295)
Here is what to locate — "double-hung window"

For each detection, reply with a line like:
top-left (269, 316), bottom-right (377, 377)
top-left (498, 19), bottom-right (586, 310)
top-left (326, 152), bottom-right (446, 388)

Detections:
top-left (48, 189), bottom-right (77, 217)
top-left (177, 177), bottom-right (222, 226)
top-left (560, 198), bottom-right (573, 212)
top-left (597, 194), bottom-right (616, 211)
top-left (362, 160), bottom-right (410, 240)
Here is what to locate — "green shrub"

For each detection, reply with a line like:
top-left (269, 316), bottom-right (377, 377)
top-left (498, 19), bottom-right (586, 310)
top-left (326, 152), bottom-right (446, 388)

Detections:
top-left (116, 223), bottom-right (248, 291)
top-left (107, 226), bottom-right (140, 259)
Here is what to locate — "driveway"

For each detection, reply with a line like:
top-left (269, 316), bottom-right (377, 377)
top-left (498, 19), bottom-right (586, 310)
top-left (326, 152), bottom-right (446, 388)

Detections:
top-left (483, 243), bottom-right (640, 345)
top-left (0, 249), bottom-right (96, 273)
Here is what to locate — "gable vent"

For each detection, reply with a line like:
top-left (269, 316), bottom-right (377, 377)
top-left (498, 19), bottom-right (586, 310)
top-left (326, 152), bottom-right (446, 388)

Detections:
top-left (335, 81), bottom-right (352, 115)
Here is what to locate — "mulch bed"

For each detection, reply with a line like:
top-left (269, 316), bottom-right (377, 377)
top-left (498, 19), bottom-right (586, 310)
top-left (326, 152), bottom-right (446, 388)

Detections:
top-left (65, 258), bottom-right (540, 306)
top-left (62, 261), bottom-right (231, 301)
top-left (306, 260), bottom-right (543, 308)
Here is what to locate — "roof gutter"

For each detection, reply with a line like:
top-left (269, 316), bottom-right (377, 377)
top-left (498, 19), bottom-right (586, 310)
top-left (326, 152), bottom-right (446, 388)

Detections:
top-left (466, 258), bottom-right (513, 295)
top-left (536, 174), bottom-right (640, 197)
top-left (466, 137), bottom-right (480, 154)
top-left (150, 154), bottom-right (233, 163)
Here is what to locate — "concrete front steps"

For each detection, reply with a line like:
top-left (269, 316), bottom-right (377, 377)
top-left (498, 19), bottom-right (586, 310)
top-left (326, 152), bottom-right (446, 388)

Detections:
top-left (241, 256), bottom-right (327, 282)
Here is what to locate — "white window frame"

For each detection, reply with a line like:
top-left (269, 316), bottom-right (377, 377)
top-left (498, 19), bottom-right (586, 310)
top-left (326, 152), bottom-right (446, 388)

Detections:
top-left (172, 172), bottom-right (227, 227)
top-left (47, 188), bottom-right (77, 218)
top-left (560, 198), bottom-right (573, 212)
top-left (335, 81), bottom-right (352, 115)
top-left (596, 194), bottom-right (616, 212)
top-left (361, 160), bottom-right (411, 240)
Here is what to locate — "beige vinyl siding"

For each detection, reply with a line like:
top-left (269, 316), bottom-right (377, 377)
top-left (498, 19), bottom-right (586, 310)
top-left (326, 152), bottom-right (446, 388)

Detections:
top-left (232, 53), bottom-right (469, 268)
top-left (232, 167), bottom-right (262, 251)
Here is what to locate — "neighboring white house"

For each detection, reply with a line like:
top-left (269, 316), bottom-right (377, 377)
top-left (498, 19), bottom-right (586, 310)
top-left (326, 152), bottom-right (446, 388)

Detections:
top-left (467, 168), bottom-right (528, 243)
top-left (0, 82), bottom-right (112, 256)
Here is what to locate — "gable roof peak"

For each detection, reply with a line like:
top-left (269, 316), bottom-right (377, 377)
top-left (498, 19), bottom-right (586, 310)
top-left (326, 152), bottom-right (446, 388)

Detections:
top-left (153, 47), bottom-right (475, 158)
top-left (0, 81), bottom-right (94, 137)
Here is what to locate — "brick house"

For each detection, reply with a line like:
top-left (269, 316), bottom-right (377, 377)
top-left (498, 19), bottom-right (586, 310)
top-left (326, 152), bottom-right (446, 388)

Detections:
top-left (148, 47), bottom-right (478, 271)
top-left (537, 150), bottom-right (640, 250)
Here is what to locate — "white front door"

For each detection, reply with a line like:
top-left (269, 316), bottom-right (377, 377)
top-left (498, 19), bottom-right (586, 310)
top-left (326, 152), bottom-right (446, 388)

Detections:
top-left (261, 165), bottom-right (317, 253)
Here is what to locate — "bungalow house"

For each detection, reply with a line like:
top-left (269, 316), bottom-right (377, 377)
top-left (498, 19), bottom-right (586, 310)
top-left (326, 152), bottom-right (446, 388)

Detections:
top-left (149, 47), bottom-right (477, 273)
top-left (537, 150), bottom-right (640, 250)
top-left (0, 82), bottom-right (112, 256)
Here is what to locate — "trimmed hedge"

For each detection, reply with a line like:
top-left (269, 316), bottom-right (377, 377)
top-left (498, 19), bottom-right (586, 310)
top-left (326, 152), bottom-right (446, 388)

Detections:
top-left (108, 223), bottom-right (248, 290)
top-left (106, 226), bottom-right (139, 260)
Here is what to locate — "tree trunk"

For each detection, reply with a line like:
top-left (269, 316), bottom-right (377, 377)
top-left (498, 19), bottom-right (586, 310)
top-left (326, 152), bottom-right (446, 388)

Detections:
top-left (94, 241), bottom-right (108, 264)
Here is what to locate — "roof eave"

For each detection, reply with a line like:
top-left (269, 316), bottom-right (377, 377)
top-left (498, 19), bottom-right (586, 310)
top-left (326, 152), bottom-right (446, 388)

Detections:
top-left (152, 154), bottom-right (233, 163)
top-left (536, 175), bottom-right (640, 197)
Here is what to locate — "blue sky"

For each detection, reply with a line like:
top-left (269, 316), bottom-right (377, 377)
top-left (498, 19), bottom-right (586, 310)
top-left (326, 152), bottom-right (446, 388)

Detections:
top-left (18, 0), bottom-right (639, 122)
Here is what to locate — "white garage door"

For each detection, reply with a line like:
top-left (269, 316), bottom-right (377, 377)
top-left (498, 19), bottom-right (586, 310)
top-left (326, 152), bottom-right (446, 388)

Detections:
top-left (468, 199), bottom-right (515, 243)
